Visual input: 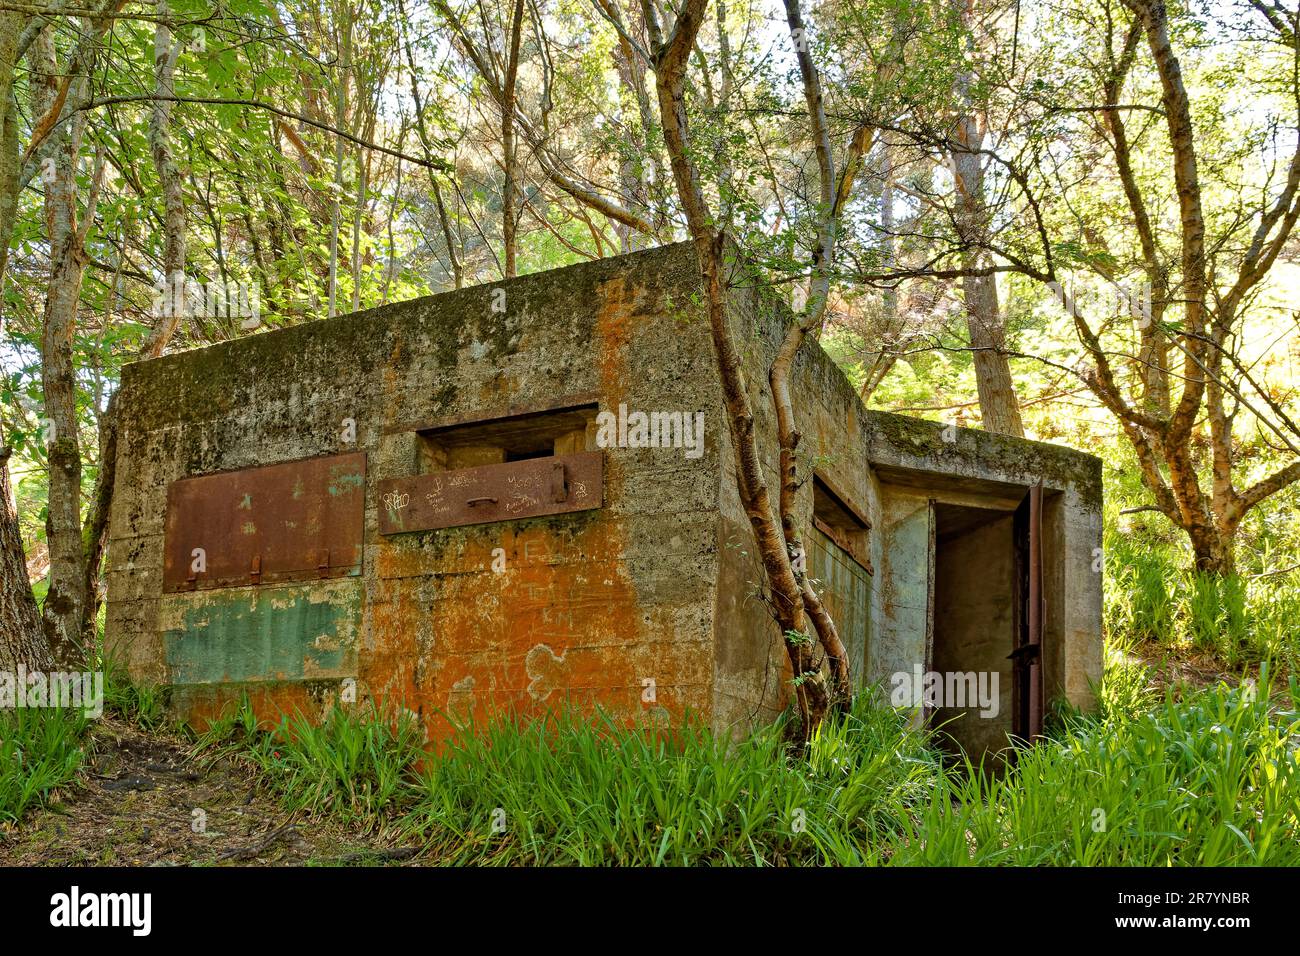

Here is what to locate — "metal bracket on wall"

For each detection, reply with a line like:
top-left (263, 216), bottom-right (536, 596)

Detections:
top-left (551, 461), bottom-right (569, 503)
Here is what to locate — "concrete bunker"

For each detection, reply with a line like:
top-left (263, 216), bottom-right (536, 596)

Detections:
top-left (104, 242), bottom-right (1103, 753)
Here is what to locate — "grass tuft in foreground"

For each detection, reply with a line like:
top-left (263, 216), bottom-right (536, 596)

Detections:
top-left (195, 698), bottom-right (424, 827)
top-left (896, 678), bottom-right (1300, 865)
top-left (0, 707), bottom-right (88, 824)
top-left (403, 698), bottom-right (940, 865)
top-left (188, 672), bottom-right (1298, 865)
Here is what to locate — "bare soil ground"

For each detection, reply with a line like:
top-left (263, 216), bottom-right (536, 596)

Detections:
top-left (0, 716), bottom-right (415, 866)
top-left (1134, 639), bottom-right (1270, 697)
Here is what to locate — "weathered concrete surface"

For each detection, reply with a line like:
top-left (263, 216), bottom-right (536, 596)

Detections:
top-left (106, 240), bottom-right (1103, 749)
top-left (707, 252), bottom-right (1102, 743)
top-left (866, 413), bottom-right (1104, 721)
top-left (108, 244), bottom-right (720, 738)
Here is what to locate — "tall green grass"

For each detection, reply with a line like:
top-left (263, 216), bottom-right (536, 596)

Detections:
top-left (1100, 441), bottom-right (1300, 670)
top-left (189, 673), bottom-right (1298, 866)
top-left (1104, 517), bottom-right (1300, 668)
top-left (195, 697), bottom-right (424, 826)
top-left (101, 658), bottom-right (170, 731)
top-left (892, 680), bottom-right (1300, 865)
top-left (0, 708), bottom-right (89, 824)
top-left (403, 699), bottom-right (941, 865)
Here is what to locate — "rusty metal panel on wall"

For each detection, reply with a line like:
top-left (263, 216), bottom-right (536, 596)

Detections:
top-left (163, 453), bottom-right (366, 592)
top-left (378, 450), bottom-right (602, 534)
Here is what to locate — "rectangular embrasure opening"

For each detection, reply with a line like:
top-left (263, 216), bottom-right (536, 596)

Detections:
top-left (417, 404), bottom-right (599, 471)
top-left (378, 403), bottom-right (604, 534)
top-left (812, 474), bottom-right (871, 570)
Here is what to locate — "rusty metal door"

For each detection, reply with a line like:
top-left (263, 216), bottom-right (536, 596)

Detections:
top-left (1011, 482), bottom-right (1044, 740)
top-left (162, 453), bottom-right (366, 592)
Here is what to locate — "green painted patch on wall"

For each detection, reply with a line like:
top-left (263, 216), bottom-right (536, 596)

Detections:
top-left (162, 580), bottom-right (361, 685)
top-left (328, 466), bottom-right (366, 497)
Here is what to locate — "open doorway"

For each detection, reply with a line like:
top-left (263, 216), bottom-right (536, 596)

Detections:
top-left (929, 502), bottom-right (1017, 763)
top-left (927, 485), bottom-right (1044, 765)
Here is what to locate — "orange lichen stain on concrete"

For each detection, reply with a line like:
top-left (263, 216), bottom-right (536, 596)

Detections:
top-left (362, 545), bottom-right (429, 712)
top-left (594, 275), bottom-right (639, 408)
top-left (174, 680), bottom-right (337, 733)
top-left (368, 515), bottom-right (700, 747)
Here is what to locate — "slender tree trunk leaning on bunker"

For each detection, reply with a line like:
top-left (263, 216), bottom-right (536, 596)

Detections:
top-left (0, 449), bottom-right (54, 672)
top-left (770, 0), bottom-right (870, 709)
top-left (650, 0), bottom-right (856, 737)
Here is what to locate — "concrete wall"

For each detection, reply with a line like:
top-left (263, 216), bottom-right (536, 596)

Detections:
top-left (106, 243), bottom-right (727, 739)
top-left (707, 251), bottom-right (1102, 739)
top-left (873, 490), bottom-right (932, 692)
top-left (869, 416), bottom-right (1103, 724)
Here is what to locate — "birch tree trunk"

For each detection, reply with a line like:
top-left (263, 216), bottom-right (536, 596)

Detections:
top-left (327, 2), bottom-right (352, 317)
top-left (0, 11), bottom-right (22, 305)
top-left (33, 25), bottom-right (101, 666)
top-left (0, 24), bottom-right (42, 661)
top-left (501, 0), bottom-right (526, 277)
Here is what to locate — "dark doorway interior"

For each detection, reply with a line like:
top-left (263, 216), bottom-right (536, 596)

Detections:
top-left (930, 503), bottom-right (1016, 763)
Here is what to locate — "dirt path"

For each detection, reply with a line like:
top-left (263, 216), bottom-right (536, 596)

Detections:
top-left (0, 717), bottom-right (412, 866)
